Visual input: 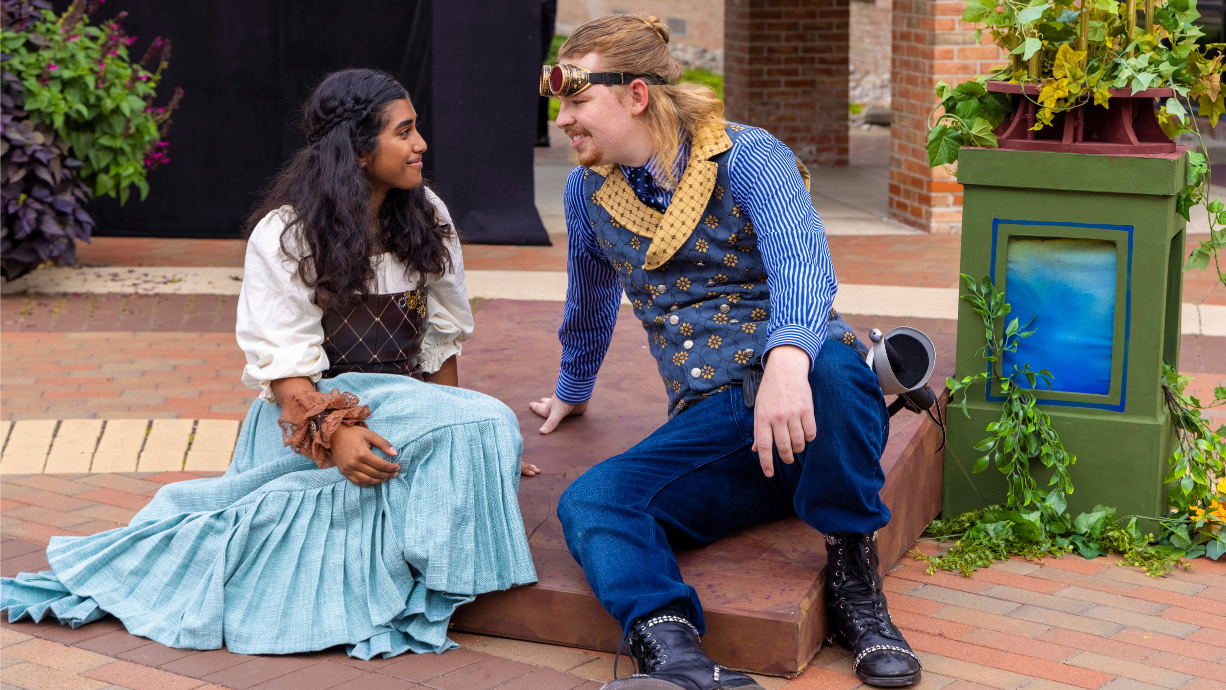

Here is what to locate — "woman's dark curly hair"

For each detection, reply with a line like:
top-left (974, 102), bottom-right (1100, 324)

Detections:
top-left (245, 68), bottom-right (453, 312)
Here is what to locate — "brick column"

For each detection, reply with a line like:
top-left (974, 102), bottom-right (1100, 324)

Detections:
top-left (725, 0), bottom-right (850, 167)
top-left (889, 0), bottom-right (1004, 232)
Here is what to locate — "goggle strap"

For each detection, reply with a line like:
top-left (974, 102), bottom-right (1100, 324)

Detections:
top-left (587, 72), bottom-right (670, 86)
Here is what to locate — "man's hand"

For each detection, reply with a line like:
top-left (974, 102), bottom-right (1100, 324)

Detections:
top-left (331, 424), bottom-right (400, 487)
top-left (528, 396), bottom-right (589, 434)
top-left (753, 345), bottom-right (816, 478)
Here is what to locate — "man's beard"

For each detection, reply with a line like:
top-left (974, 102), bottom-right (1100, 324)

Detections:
top-left (566, 129), bottom-right (604, 168)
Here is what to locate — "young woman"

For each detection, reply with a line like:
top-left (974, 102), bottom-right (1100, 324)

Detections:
top-left (0, 68), bottom-right (537, 659)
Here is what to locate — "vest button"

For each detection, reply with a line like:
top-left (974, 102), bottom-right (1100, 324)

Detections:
top-left (683, 340), bottom-right (694, 350)
top-left (657, 284), bottom-right (666, 292)
top-left (706, 280), bottom-right (716, 287)
top-left (669, 315), bottom-right (680, 326)
top-left (719, 304), bottom-right (730, 314)
top-left (745, 348), bottom-right (755, 357)
top-left (690, 367), bottom-right (701, 378)
top-left (669, 305), bottom-right (678, 312)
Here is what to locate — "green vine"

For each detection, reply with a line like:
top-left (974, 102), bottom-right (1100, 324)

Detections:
top-left (945, 274), bottom-right (1077, 514)
top-left (1160, 363), bottom-right (1226, 559)
top-left (916, 275), bottom-right (1213, 578)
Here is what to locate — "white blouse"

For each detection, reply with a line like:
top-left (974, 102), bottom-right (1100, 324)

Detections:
top-left (237, 190), bottom-right (473, 402)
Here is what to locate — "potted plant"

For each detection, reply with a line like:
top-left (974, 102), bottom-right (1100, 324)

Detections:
top-left (926, 0), bottom-right (1225, 567)
top-left (1, 0), bottom-right (181, 280)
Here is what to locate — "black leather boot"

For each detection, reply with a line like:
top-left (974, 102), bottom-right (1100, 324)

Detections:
top-left (601, 608), bottom-right (765, 690)
top-left (825, 532), bottom-right (922, 686)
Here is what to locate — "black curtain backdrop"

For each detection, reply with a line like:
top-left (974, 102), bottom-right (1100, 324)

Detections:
top-left (431, 0), bottom-right (549, 244)
top-left (64, 0), bottom-right (548, 245)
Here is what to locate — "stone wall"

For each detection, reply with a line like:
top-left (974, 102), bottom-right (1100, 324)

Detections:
top-left (725, 0), bottom-right (850, 168)
top-left (888, 0), bottom-right (1004, 232)
top-left (555, 0), bottom-right (725, 55)
top-left (850, 0), bottom-right (892, 78)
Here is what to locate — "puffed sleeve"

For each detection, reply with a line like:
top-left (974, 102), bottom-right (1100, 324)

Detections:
top-left (416, 189), bottom-right (474, 373)
top-left (236, 207), bottom-right (329, 402)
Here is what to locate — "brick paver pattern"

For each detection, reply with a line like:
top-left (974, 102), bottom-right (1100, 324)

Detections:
top-left (1, 470), bottom-right (1224, 690)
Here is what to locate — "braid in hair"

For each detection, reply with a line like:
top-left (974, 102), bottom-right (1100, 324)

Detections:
top-left (306, 98), bottom-right (375, 145)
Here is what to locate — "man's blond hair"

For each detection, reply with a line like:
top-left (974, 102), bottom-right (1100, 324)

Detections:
top-left (558, 14), bottom-right (725, 189)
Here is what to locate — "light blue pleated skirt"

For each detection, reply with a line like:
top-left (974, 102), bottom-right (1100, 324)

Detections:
top-left (0, 373), bottom-right (537, 658)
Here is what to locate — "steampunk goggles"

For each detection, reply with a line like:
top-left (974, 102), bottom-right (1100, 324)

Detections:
top-left (540, 63), bottom-right (669, 98)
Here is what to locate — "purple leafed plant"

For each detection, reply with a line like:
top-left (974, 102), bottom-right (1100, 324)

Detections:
top-left (1, 0), bottom-right (181, 281)
top-left (2, 69), bottom-right (96, 278)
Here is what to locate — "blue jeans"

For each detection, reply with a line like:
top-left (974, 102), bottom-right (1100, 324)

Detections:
top-left (557, 340), bottom-right (891, 634)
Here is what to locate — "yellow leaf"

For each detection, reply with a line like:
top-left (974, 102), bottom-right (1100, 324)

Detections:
top-left (1053, 43), bottom-right (1087, 80)
top-left (1202, 73), bottom-right (1221, 103)
top-left (1158, 106), bottom-right (1171, 126)
top-left (1093, 88), bottom-right (1110, 108)
top-left (1038, 78), bottom-right (1069, 109)
top-left (1031, 107), bottom-right (1055, 130)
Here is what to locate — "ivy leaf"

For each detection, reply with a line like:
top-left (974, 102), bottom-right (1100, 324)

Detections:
top-left (926, 124), bottom-right (963, 166)
top-left (953, 80), bottom-right (988, 101)
top-left (1185, 246), bottom-right (1212, 271)
top-left (980, 93), bottom-right (1014, 127)
top-left (1018, 4), bottom-right (1047, 25)
top-left (967, 117), bottom-right (999, 147)
top-left (1208, 538), bottom-right (1226, 561)
top-left (1074, 509), bottom-right (1108, 538)
top-left (955, 98), bottom-right (982, 123)
top-left (1055, 8), bottom-right (1080, 23)
top-left (1022, 37), bottom-right (1043, 60)
top-left (1131, 72), bottom-right (1159, 93)
top-left (1165, 97), bottom-right (1189, 122)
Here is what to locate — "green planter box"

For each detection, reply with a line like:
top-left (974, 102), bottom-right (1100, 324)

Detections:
top-left (945, 148), bottom-right (1187, 525)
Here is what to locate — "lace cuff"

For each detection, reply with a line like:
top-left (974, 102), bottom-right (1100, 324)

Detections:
top-left (277, 388), bottom-right (371, 469)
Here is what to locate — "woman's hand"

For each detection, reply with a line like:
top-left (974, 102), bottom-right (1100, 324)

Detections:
top-left (521, 461), bottom-right (540, 476)
top-left (528, 396), bottom-right (589, 434)
top-left (330, 425), bottom-right (401, 487)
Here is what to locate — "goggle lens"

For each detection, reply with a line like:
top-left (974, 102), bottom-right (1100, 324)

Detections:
top-left (549, 66), bottom-right (565, 95)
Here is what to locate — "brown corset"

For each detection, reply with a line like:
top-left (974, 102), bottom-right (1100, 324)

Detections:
top-left (321, 286), bottom-right (429, 380)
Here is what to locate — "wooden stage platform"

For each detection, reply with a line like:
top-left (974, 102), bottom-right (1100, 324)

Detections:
top-left (451, 300), bottom-right (952, 678)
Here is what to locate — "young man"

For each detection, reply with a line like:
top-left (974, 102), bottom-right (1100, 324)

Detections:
top-left (530, 14), bottom-right (921, 690)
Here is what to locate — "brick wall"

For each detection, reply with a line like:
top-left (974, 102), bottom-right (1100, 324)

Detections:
top-left (555, 0), bottom-right (725, 53)
top-left (889, 0), bottom-right (1004, 232)
top-left (725, 0), bottom-right (850, 168)
top-left (850, 0), bottom-right (892, 78)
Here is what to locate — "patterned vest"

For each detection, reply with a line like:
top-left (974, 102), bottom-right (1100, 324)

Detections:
top-left (582, 122), bottom-right (864, 416)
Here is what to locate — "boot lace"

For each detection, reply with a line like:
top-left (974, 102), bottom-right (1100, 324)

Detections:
top-left (831, 543), bottom-right (892, 637)
top-left (629, 624), bottom-right (667, 673)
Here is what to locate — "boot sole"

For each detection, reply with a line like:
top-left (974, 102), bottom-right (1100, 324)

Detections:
top-left (599, 680), bottom-right (766, 690)
top-left (856, 670), bottom-right (922, 687)
top-left (830, 633), bottom-right (922, 687)
top-left (600, 680), bottom-right (688, 690)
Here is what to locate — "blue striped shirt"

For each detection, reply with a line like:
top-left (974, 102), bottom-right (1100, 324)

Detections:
top-left (555, 126), bottom-right (838, 404)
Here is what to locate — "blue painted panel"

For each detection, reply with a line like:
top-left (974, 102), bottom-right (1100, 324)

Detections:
top-left (1002, 237), bottom-right (1117, 395)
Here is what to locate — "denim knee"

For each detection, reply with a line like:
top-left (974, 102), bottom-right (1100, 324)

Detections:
top-left (557, 464), bottom-right (616, 542)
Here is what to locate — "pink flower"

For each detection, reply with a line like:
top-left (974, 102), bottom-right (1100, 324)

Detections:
top-left (47, 64), bottom-right (58, 71)
top-left (108, 50), bottom-right (118, 56)
top-left (67, 34), bottom-right (79, 41)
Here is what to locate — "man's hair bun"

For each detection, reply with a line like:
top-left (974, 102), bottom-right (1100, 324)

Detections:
top-left (643, 15), bottom-right (670, 44)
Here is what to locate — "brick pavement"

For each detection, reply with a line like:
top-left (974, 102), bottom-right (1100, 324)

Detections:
top-left (1, 470), bottom-right (1225, 690)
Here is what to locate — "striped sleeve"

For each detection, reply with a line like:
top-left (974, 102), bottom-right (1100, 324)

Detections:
top-left (726, 129), bottom-right (837, 369)
top-left (555, 167), bottom-right (623, 404)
